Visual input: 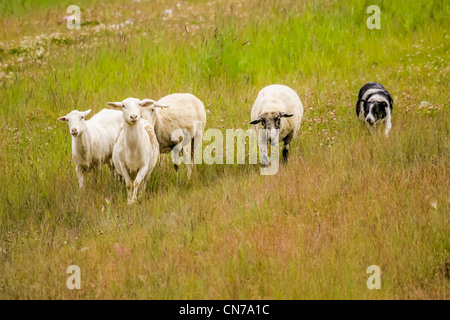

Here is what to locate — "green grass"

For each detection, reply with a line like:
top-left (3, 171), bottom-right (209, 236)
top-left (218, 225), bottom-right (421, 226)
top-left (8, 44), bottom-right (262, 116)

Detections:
top-left (0, 0), bottom-right (448, 299)
top-left (0, 0), bottom-right (114, 17)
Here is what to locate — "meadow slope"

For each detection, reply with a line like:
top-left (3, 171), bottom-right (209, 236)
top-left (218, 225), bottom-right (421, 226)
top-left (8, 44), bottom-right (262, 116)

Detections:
top-left (0, 0), bottom-right (449, 299)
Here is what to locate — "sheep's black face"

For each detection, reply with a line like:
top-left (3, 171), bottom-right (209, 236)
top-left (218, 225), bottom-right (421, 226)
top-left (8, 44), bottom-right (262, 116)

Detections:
top-left (251, 112), bottom-right (286, 130)
top-left (274, 115), bottom-right (282, 129)
top-left (263, 112), bottom-right (277, 130)
top-left (250, 112), bottom-right (294, 143)
top-left (364, 101), bottom-right (387, 125)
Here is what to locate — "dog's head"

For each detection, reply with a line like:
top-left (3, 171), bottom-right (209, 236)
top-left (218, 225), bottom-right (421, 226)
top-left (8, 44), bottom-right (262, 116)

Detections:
top-left (363, 100), bottom-right (388, 126)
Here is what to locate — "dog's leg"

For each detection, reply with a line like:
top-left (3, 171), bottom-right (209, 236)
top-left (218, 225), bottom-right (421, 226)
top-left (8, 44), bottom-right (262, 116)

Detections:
top-left (385, 118), bottom-right (392, 137)
top-left (384, 110), bottom-right (392, 137)
top-left (366, 123), bottom-right (376, 136)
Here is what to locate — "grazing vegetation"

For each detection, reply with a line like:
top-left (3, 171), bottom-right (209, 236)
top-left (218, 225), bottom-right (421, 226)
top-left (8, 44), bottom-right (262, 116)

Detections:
top-left (0, 0), bottom-right (448, 299)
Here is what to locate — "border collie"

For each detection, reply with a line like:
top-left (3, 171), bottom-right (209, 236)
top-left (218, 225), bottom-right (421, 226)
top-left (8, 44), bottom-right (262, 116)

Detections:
top-left (356, 82), bottom-right (393, 137)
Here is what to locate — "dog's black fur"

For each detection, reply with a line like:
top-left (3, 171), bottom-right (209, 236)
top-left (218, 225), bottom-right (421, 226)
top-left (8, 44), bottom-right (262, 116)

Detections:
top-left (356, 82), bottom-right (393, 136)
top-left (356, 82), bottom-right (393, 120)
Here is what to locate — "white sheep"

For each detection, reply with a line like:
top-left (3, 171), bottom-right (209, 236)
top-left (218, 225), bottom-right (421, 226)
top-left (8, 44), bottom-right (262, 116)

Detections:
top-left (108, 98), bottom-right (159, 205)
top-left (58, 108), bottom-right (123, 188)
top-left (250, 84), bottom-right (303, 162)
top-left (141, 93), bottom-right (207, 177)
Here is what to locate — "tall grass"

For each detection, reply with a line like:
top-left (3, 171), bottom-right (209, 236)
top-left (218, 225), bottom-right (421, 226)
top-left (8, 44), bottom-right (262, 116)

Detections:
top-left (0, 0), bottom-right (448, 299)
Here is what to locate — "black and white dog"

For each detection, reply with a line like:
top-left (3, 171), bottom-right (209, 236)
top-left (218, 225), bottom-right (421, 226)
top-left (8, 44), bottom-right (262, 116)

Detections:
top-left (356, 82), bottom-right (393, 137)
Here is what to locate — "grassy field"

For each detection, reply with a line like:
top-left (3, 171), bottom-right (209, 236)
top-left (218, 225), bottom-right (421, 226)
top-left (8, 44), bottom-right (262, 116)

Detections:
top-left (0, 0), bottom-right (448, 299)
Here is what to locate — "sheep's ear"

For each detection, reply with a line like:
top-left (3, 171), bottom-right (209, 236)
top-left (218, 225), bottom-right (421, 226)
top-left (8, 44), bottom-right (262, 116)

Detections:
top-left (154, 102), bottom-right (169, 109)
top-left (108, 102), bottom-right (123, 109)
top-left (58, 116), bottom-right (68, 122)
top-left (280, 112), bottom-right (294, 118)
top-left (140, 99), bottom-right (157, 107)
top-left (250, 117), bottom-right (261, 125)
top-left (141, 99), bottom-right (170, 109)
top-left (82, 109), bottom-right (92, 117)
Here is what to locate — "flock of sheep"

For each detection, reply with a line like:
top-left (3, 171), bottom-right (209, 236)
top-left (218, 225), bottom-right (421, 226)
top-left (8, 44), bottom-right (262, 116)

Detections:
top-left (58, 84), bottom-right (304, 204)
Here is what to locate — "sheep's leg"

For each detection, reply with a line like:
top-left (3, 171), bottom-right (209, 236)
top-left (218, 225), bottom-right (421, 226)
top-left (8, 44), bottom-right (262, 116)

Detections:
top-left (76, 165), bottom-right (84, 188)
top-left (118, 163), bottom-right (133, 204)
top-left (107, 159), bottom-right (116, 179)
top-left (257, 130), bottom-right (269, 167)
top-left (131, 181), bottom-right (139, 203)
top-left (189, 138), bottom-right (196, 177)
top-left (191, 128), bottom-right (202, 165)
top-left (131, 165), bottom-right (149, 204)
top-left (143, 179), bottom-right (148, 192)
top-left (141, 169), bottom-right (150, 191)
top-left (191, 138), bottom-right (196, 163)
top-left (172, 145), bottom-right (182, 173)
top-left (282, 133), bottom-right (294, 163)
top-left (112, 158), bottom-right (122, 182)
top-left (282, 144), bottom-right (290, 162)
top-left (178, 130), bottom-right (192, 179)
top-left (113, 162), bottom-right (122, 183)
top-left (126, 181), bottom-right (133, 205)
top-left (184, 144), bottom-right (193, 179)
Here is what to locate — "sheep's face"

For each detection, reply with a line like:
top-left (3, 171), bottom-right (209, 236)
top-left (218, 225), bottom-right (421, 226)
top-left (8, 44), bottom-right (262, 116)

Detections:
top-left (250, 111), bottom-right (294, 142)
top-left (58, 109), bottom-right (91, 137)
top-left (108, 98), bottom-right (169, 126)
top-left (140, 107), bottom-right (158, 127)
top-left (108, 98), bottom-right (144, 125)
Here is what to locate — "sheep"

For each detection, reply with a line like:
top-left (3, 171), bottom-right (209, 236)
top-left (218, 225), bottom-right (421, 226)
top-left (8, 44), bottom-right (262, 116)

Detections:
top-left (58, 108), bottom-right (123, 188)
top-left (140, 93), bottom-right (207, 177)
top-left (108, 98), bottom-right (159, 205)
top-left (250, 84), bottom-right (303, 163)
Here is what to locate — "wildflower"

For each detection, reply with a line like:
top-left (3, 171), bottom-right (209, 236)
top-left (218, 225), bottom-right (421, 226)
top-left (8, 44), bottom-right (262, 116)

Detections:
top-left (430, 200), bottom-right (437, 210)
